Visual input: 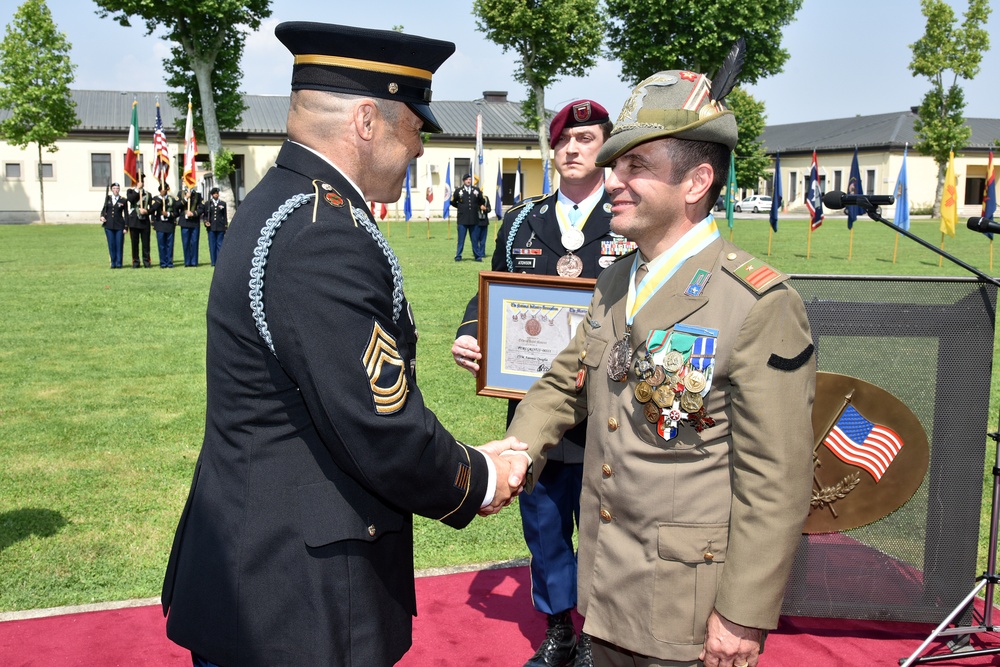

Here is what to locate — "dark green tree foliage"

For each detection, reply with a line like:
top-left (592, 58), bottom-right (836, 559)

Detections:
top-left (0, 0), bottom-right (78, 223)
top-left (604, 0), bottom-right (802, 86)
top-left (94, 0), bottom-right (271, 200)
top-left (164, 30), bottom-right (246, 136)
top-left (727, 88), bottom-right (769, 191)
top-left (909, 0), bottom-right (990, 214)
top-left (473, 0), bottom-right (604, 165)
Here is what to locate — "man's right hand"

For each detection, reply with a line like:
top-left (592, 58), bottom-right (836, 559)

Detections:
top-left (451, 335), bottom-right (481, 375)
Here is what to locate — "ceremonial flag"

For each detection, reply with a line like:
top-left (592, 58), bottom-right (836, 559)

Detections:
top-left (941, 150), bottom-right (958, 237)
top-left (182, 96), bottom-right (198, 189)
top-left (846, 147), bottom-right (863, 229)
top-left (442, 162), bottom-right (452, 219)
top-left (893, 146), bottom-right (910, 231)
top-left (805, 150), bottom-right (824, 231)
top-left (514, 159), bottom-right (522, 204)
top-left (474, 113), bottom-right (484, 185)
top-left (982, 150), bottom-right (996, 240)
top-left (725, 152), bottom-right (737, 231)
top-left (380, 203), bottom-right (388, 220)
top-left (542, 159), bottom-right (551, 194)
top-left (124, 98), bottom-right (139, 186)
top-left (495, 161), bottom-right (504, 220)
top-left (823, 404), bottom-right (904, 482)
top-left (403, 165), bottom-right (412, 221)
top-left (769, 154), bottom-right (782, 233)
top-left (152, 100), bottom-right (171, 184)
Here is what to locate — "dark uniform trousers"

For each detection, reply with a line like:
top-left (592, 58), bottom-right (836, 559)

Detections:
top-left (126, 189), bottom-right (153, 267)
top-left (100, 195), bottom-right (128, 268)
top-left (457, 190), bottom-right (625, 615)
top-left (178, 194), bottom-right (204, 266)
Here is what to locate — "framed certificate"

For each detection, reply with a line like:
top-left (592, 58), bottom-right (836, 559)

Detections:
top-left (476, 271), bottom-right (596, 399)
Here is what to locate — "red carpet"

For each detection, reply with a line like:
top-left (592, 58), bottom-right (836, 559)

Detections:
top-left (2, 564), bottom-right (1000, 666)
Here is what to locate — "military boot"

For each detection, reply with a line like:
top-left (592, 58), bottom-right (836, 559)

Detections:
top-left (571, 632), bottom-right (593, 667)
top-left (523, 610), bottom-right (577, 667)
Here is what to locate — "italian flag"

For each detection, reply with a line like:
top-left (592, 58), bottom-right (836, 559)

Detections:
top-left (124, 99), bottom-right (139, 186)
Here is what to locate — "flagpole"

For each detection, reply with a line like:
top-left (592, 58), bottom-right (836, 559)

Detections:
top-left (849, 228), bottom-right (854, 261)
top-left (939, 233), bottom-right (945, 268)
top-left (992, 240), bottom-right (995, 272)
top-left (807, 226), bottom-right (812, 259)
top-left (767, 227), bottom-right (773, 257)
top-left (893, 234), bottom-right (899, 263)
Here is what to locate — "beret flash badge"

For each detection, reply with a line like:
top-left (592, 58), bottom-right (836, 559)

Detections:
top-left (362, 321), bottom-right (408, 415)
top-left (572, 101), bottom-right (592, 123)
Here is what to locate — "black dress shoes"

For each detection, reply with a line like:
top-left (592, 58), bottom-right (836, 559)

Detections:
top-left (524, 611), bottom-right (576, 667)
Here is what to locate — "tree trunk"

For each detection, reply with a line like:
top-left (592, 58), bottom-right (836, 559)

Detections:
top-left (36, 143), bottom-right (46, 224)
top-left (191, 59), bottom-right (236, 213)
top-left (932, 160), bottom-right (946, 218)
top-left (531, 81), bottom-right (550, 193)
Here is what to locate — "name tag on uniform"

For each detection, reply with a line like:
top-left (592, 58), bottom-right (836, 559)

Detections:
top-left (513, 257), bottom-right (537, 270)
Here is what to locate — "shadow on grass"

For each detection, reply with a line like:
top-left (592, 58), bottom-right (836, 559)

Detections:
top-left (0, 508), bottom-right (67, 552)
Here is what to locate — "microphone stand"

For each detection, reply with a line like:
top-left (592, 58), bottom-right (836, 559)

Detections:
top-left (861, 200), bottom-right (1000, 664)
top-left (859, 204), bottom-right (1000, 288)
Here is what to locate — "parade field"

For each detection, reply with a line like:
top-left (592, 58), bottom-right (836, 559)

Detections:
top-left (0, 215), bottom-right (997, 613)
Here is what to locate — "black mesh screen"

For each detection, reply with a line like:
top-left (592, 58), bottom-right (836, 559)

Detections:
top-left (781, 276), bottom-right (997, 623)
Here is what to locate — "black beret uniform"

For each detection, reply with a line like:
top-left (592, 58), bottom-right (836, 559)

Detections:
top-left (162, 22), bottom-right (480, 667)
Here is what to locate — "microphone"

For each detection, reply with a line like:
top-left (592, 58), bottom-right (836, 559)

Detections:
top-left (822, 190), bottom-right (895, 210)
top-left (967, 216), bottom-right (1000, 235)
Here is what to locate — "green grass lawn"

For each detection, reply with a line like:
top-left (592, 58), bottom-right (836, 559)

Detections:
top-left (0, 213), bottom-right (997, 612)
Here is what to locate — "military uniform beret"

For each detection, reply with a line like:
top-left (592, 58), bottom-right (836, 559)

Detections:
top-left (548, 99), bottom-right (609, 148)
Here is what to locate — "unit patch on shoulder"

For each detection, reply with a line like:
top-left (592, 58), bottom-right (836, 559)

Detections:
top-left (726, 257), bottom-right (787, 294)
top-left (362, 320), bottom-right (408, 415)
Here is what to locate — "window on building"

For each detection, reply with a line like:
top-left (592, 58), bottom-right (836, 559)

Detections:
top-left (818, 174), bottom-right (827, 193)
top-left (40, 163), bottom-right (54, 180)
top-left (455, 158), bottom-right (471, 185)
top-left (91, 153), bottom-right (111, 188)
top-left (408, 158), bottom-right (418, 188)
top-left (4, 162), bottom-right (22, 180)
top-left (966, 177), bottom-right (985, 206)
top-left (834, 170), bottom-right (842, 193)
top-left (865, 169), bottom-right (876, 195)
top-left (788, 171), bottom-right (798, 203)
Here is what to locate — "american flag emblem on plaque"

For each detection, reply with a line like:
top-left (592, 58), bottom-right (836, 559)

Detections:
top-left (822, 404), bottom-right (904, 482)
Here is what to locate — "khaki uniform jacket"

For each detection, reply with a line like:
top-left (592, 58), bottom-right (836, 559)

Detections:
top-left (507, 235), bottom-right (815, 661)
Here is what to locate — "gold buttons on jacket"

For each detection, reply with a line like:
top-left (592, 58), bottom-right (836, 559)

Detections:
top-left (599, 508), bottom-right (613, 522)
top-left (368, 524), bottom-right (377, 537)
top-left (601, 464), bottom-right (613, 478)
top-left (608, 418), bottom-right (619, 431)
top-left (727, 252), bottom-right (738, 260)
top-left (704, 551), bottom-right (715, 561)
top-left (581, 350), bottom-right (588, 360)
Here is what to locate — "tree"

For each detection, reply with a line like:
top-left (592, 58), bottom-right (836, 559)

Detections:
top-left (726, 88), bottom-right (770, 192)
top-left (0, 0), bottom-right (78, 224)
top-left (603, 0), bottom-right (801, 196)
top-left (909, 0), bottom-right (990, 216)
top-left (94, 0), bottom-right (272, 208)
top-left (604, 0), bottom-right (802, 87)
top-left (473, 0), bottom-right (604, 171)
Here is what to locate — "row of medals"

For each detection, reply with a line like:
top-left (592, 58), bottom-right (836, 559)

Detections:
top-left (609, 337), bottom-right (707, 425)
top-left (556, 227), bottom-right (585, 277)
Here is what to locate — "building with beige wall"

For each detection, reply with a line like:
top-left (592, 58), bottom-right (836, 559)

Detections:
top-left (759, 111), bottom-right (1000, 219)
top-left (0, 89), bottom-right (550, 224)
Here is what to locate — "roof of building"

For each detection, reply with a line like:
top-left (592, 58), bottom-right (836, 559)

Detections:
top-left (0, 89), bottom-right (540, 141)
top-left (762, 110), bottom-right (1000, 155)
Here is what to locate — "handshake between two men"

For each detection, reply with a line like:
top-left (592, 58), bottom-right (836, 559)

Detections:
top-left (476, 436), bottom-right (531, 517)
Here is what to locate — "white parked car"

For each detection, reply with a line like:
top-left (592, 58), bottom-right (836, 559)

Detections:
top-left (734, 195), bottom-right (772, 213)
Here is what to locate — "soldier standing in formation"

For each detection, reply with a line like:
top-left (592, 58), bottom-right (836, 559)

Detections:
top-left (99, 182), bottom-right (128, 268)
top-left (203, 186), bottom-right (228, 266)
top-left (126, 175), bottom-right (153, 268)
top-left (177, 186), bottom-right (204, 267)
top-left (151, 183), bottom-right (177, 268)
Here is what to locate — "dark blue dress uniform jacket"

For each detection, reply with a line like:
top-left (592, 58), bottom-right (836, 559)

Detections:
top-left (162, 141), bottom-right (489, 667)
top-left (457, 191), bottom-right (616, 463)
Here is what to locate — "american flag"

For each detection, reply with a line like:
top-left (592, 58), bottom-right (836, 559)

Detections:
top-left (152, 101), bottom-right (171, 183)
top-left (823, 404), bottom-right (904, 482)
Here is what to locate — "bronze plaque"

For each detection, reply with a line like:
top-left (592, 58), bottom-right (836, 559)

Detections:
top-left (805, 372), bottom-right (930, 534)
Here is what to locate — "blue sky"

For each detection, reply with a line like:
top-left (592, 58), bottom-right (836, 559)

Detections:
top-left (6, 0), bottom-right (1000, 126)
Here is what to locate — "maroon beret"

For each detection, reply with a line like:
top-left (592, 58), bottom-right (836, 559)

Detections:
top-left (548, 99), bottom-right (610, 148)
